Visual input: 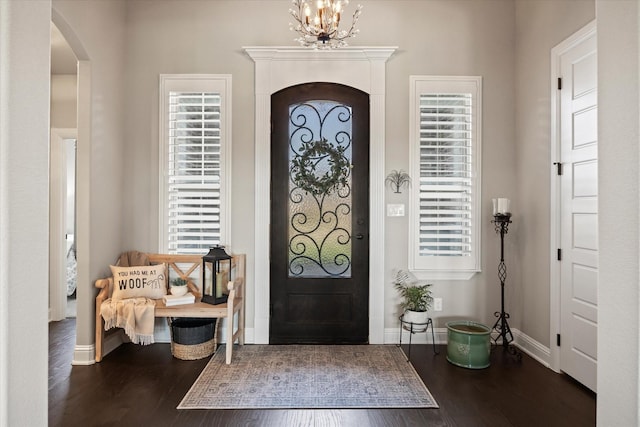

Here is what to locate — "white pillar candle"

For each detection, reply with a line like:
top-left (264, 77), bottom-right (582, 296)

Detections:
top-left (492, 199), bottom-right (498, 216)
top-left (497, 198), bottom-right (510, 214)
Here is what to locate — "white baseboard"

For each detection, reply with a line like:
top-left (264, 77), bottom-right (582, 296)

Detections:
top-left (155, 322), bottom-right (171, 343)
top-left (205, 317), bottom-right (255, 344)
top-left (512, 329), bottom-right (551, 367)
top-left (91, 317), bottom-right (550, 367)
top-left (72, 344), bottom-right (95, 365)
top-left (95, 317), bottom-right (255, 359)
top-left (384, 327), bottom-right (447, 345)
top-left (384, 326), bottom-right (551, 368)
top-left (214, 322), bottom-right (255, 344)
top-left (242, 327), bottom-right (255, 344)
top-left (95, 330), bottom-right (126, 361)
top-left (152, 319), bottom-right (256, 345)
top-left (89, 323), bottom-right (550, 368)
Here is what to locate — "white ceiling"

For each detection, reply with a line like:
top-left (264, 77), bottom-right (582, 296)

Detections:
top-left (51, 22), bottom-right (77, 75)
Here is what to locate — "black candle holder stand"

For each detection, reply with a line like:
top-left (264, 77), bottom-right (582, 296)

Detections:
top-left (491, 213), bottom-right (522, 360)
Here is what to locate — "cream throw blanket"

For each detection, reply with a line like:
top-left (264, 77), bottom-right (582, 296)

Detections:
top-left (100, 250), bottom-right (156, 345)
top-left (101, 297), bottom-right (156, 345)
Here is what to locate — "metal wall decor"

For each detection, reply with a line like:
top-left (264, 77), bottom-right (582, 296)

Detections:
top-left (385, 169), bottom-right (411, 193)
top-left (288, 101), bottom-right (353, 278)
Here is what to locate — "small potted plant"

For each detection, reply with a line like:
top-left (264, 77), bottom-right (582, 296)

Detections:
top-left (393, 270), bottom-right (433, 330)
top-left (170, 277), bottom-right (189, 296)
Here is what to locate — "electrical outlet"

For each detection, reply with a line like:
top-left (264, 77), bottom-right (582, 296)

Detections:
top-left (386, 204), bottom-right (405, 217)
top-left (433, 298), bottom-right (443, 311)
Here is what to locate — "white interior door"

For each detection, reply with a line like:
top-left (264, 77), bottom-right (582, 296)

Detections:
top-left (49, 129), bottom-right (77, 321)
top-left (559, 29), bottom-right (597, 392)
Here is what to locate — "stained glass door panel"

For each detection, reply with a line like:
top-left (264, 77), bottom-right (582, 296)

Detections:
top-left (288, 100), bottom-right (352, 278)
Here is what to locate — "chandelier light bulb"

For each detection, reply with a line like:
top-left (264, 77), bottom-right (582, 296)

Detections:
top-left (289, 0), bottom-right (363, 49)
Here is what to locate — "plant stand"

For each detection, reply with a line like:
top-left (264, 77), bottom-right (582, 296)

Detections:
top-left (397, 314), bottom-right (439, 362)
top-left (491, 213), bottom-right (522, 360)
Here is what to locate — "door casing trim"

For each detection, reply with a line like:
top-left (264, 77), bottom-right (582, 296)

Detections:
top-left (245, 46), bottom-right (396, 344)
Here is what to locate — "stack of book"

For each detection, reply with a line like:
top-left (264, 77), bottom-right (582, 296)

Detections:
top-left (163, 292), bottom-right (195, 307)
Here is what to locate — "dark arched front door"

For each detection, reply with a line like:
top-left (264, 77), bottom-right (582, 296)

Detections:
top-left (270, 82), bottom-right (370, 344)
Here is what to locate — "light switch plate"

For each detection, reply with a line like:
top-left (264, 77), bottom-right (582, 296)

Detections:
top-left (387, 204), bottom-right (405, 217)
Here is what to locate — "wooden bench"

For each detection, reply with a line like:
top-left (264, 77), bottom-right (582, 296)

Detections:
top-left (95, 253), bottom-right (245, 364)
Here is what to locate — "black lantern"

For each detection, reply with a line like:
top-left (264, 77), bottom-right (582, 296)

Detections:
top-left (202, 245), bottom-right (232, 305)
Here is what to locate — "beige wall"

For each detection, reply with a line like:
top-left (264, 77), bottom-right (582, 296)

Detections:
top-left (0, 0), bottom-right (51, 424)
top-left (51, 74), bottom-right (77, 128)
top-left (52, 0), bottom-right (127, 353)
top-left (514, 0), bottom-right (595, 346)
top-left (380, 0), bottom-right (517, 334)
top-left (122, 0), bottom-right (518, 335)
top-left (4, 0), bottom-right (639, 423)
top-left (50, 0), bottom-right (600, 352)
top-left (597, 0), bottom-right (639, 423)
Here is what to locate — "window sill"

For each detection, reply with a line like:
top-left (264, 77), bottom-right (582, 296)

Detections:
top-left (409, 270), bottom-right (480, 281)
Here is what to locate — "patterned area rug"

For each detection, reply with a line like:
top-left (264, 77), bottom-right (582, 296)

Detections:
top-left (178, 344), bottom-right (438, 409)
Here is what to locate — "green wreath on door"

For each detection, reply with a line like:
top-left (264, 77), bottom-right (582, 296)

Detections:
top-left (290, 138), bottom-right (351, 196)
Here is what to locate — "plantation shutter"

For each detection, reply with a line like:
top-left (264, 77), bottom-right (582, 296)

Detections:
top-left (167, 91), bottom-right (222, 253)
top-left (418, 93), bottom-right (473, 257)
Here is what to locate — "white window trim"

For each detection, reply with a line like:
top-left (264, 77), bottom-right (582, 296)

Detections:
top-left (408, 75), bottom-right (482, 280)
top-left (158, 74), bottom-right (232, 253)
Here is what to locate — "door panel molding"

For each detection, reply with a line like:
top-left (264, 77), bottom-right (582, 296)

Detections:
top-left (245, 46), bottom-right (396, 344)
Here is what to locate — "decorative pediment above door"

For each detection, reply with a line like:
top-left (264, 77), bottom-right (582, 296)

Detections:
top-left (244, 46), bottom-right (397, 344)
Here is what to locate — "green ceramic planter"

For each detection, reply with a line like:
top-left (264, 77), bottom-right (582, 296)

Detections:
top-left (446, 321), bottom-right (491, 369)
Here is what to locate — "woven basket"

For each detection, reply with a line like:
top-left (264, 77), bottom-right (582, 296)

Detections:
top-left (171, 338), bottom-right (216, 361)
top-left (170, 318), bottom-right (218, 360)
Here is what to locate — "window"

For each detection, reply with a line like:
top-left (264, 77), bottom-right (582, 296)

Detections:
top-left (409, 76), bottom-right (482, 279)
top-left (159, 75), bottom-right (232, 254)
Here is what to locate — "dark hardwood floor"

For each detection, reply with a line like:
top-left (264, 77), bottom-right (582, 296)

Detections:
top-left (49, 319), bottom-right (595, 427)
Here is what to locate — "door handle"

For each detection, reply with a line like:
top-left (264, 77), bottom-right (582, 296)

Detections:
top-left (355, 233), bottom-right (364, 240)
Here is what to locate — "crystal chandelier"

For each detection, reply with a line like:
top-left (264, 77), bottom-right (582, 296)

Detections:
top-left (289, 0), bottom-right (363, 49)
